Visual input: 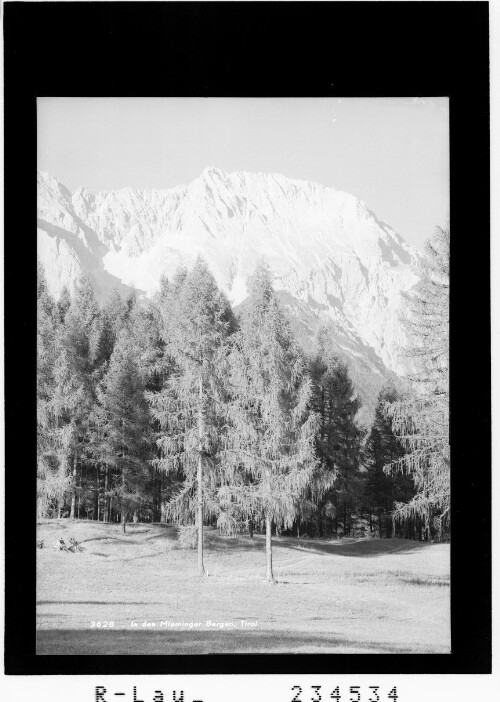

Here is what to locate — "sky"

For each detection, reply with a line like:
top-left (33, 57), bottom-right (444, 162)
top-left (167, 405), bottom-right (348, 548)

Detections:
top-left (37, 97), bottom-right (449, 251)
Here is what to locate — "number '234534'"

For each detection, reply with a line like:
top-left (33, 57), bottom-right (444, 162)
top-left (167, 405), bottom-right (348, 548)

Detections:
top-left (291, 686), bottom-right (399, 702)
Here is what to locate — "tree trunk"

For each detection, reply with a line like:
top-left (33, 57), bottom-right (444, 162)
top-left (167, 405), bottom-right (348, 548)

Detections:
top-left (103, 468), bottom-right (109, 523)
top-left (70, 454), bottom-right (77, 519)
top-left (122, 463), bottom-right (126, 534)
top-left (151, 470), bottom-right (156, 522)
top-left (248, 517), bottom-right (254, 538)
top-left (159, 471), bottom-right (166, 523)
top-left (94, 465), bottom-right (100, 520)
top-left (77, 468), bottom-right (82, 519)
top-left (265, 515), bottom-right (275, 584)
top-left (153, 471), bottom-right (158, 522)
top-left (197, 373), bottom-right (205, 576)
top-left (297, 519), bottom-right (300, 538)
top-left (424, 514), bottom-right (430, 542)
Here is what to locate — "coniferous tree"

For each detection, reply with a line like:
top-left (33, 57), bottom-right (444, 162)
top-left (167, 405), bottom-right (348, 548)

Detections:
top-left (364, 386), bottom-right (414, 537)
top-left (93, 287), bottom-right (143, 520)
top-left (98, 329), bottom-right (151, 532)
top-left (55, 275), bottom-right (104, 518)
top-left (56, 285), bottom-right (71, 324)
top-left (37, 262), bottom-right (67, 517)
top-left (49, 327), bottom-right (91, 518)
top-left (309, 329), bottom-right (364, 537)
top-left (128, 298), bottom-right (171, 522)
top-left (100, 287), bottom-right (138, 361)
top-left (220, 262), bottom-right (318, 583)
top-left (385, 226), bottom-right (450, 537)
top-left (148, 259), bottom-right (235, 574)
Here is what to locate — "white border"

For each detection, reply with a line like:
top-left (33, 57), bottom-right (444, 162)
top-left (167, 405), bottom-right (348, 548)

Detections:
top-left (1, 1), bottom-right (496, 700)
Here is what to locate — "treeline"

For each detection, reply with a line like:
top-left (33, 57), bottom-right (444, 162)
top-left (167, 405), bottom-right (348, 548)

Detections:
top-left (37, 229), bottom-right (450, 579)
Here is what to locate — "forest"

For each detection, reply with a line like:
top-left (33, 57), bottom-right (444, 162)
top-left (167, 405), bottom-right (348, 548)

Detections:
top-left (37, 228), bottom-right (450, 582)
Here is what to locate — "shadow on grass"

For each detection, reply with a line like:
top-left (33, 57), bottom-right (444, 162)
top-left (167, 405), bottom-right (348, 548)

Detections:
top-left (401, 577), bottom-right (449, 587)
top-left (38, 601), bottom-right (168, 606)
top-left (36, 629), bottom-right (422, 655)
top-left (199, 534), bottom-right (433, 558)
top-left (93, 534), bottom-right (433, 558)
top-left (271, 538), bottom-right (431, 558)
top-left (203, 532), bottom-right (265, 553)
top-left (38, 521), bottom-right (438, 558)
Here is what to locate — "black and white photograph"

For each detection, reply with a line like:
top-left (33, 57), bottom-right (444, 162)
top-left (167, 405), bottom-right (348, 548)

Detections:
top-left (35, 96), bottom-right (451, 656)
top-left (2, 1), bottom-right (493, 700)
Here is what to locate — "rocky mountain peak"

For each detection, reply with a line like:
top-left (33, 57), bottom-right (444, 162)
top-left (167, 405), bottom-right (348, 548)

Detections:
top-left (37, 167), bottom-right (422, 423)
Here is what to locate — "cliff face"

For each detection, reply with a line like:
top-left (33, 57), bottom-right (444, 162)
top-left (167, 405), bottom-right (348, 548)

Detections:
top-left (38, 167), bottom-right (421, 423)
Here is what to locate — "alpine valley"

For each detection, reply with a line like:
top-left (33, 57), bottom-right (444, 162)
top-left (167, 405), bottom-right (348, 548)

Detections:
top-left (37, 167), bottom-right (422, 425)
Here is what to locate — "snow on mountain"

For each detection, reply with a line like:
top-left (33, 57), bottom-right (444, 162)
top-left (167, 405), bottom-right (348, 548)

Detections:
top-left (37, 172), bottom-right (131, 300)
top-left (37, 167), bottom-right (421, 422)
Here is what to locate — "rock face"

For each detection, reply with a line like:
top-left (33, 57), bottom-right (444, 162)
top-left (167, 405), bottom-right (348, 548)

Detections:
top-left (37, 167), bottom-right (421, 423)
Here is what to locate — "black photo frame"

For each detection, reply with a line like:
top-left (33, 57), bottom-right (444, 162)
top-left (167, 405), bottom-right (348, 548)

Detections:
top-left (3, 0), bottom-right (491, 677)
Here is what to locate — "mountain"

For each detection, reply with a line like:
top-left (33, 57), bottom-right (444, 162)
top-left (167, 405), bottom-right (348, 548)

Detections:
top-left (37, 167), bottom-right (421, 425)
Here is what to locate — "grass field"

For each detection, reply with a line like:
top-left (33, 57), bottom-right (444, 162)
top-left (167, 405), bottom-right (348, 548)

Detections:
top-left (36, 519), bottom-right (450, 655)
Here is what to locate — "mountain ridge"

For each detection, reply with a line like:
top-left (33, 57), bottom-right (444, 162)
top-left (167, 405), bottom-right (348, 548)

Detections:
top-left (37, 167), bottom-right (421, 424)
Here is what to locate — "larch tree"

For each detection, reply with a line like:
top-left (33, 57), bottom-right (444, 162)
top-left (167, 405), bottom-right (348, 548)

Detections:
top-left (128, 297), bottom-right (171, 523)
top-left (100, 287), bottom-right (138, 363)
top-left (46, 275), bottom-right (105, 520)
top-left (98, 328), bottom-right (151, 532)
top-left (220, 262), bottom-right (318, 583)
top-left (56, 285), bottom-right (71, 324)
top-left (37, 261), bottom-right (67, 517)
top-left (384, 226), bottom-right (450, 536)
top-left (148, 259), bottom-right (235, 575)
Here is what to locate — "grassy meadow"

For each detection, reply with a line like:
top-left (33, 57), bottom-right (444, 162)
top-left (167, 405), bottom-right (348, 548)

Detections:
top-left (36, 519), bottom-right (450, 655)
